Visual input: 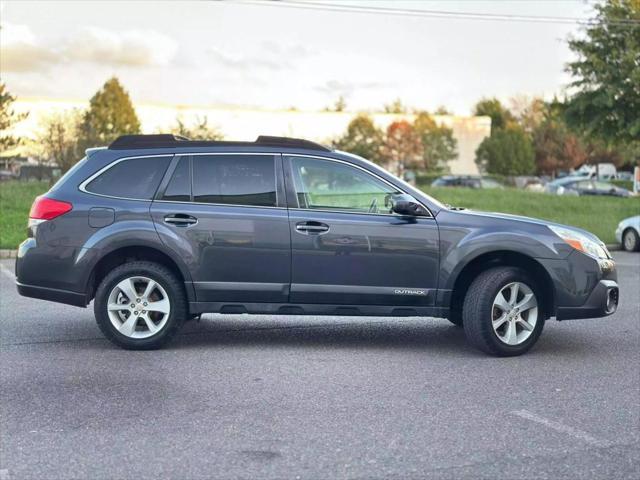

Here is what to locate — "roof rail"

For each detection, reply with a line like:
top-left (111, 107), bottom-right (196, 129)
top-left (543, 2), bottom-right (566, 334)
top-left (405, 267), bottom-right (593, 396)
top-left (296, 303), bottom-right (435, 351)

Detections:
top-left (108, 134), bottom-right (331, 152)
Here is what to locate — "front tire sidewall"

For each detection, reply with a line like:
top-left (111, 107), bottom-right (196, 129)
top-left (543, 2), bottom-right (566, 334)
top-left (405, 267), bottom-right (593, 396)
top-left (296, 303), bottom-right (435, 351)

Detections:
top-left (94, 263), bottom-right (186, 350)
top-left (463, 268), bottom-right (545, 357)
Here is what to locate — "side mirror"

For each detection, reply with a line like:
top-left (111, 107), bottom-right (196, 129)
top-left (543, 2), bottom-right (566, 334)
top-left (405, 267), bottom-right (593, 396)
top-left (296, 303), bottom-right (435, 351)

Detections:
top-left (390, 194), bottom-right (427, 216)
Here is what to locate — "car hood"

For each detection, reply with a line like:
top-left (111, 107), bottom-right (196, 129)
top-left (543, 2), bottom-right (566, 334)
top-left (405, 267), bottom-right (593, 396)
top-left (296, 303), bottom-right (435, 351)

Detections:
top-left (448, 208), bottom-right (604, 243)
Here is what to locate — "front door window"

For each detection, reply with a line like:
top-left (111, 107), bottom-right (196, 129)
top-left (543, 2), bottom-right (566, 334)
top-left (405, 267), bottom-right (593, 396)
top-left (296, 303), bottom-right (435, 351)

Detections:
top-left (290, 157), bottom-right (400, 214)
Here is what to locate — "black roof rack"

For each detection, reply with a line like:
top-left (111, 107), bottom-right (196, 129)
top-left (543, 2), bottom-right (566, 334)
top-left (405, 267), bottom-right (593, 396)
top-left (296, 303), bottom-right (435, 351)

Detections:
top-left (108, 134), bottom-right (331, 152)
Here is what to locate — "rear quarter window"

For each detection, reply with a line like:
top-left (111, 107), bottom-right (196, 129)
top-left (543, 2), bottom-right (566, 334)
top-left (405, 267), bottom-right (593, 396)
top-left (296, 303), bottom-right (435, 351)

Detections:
top-left (84, 156), bottom-right (172, 200)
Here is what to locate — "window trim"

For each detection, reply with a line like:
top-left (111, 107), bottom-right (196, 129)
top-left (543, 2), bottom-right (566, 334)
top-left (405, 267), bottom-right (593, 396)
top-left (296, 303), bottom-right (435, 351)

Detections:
top-left (284, 154), bottom-right (433, 218)
top-left (79, 154), bottom-right (174, 201)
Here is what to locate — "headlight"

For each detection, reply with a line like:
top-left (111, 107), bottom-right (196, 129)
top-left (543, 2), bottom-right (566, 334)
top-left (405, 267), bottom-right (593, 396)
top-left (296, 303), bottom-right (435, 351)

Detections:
top-left (548, 225), bottom-right (609, 259)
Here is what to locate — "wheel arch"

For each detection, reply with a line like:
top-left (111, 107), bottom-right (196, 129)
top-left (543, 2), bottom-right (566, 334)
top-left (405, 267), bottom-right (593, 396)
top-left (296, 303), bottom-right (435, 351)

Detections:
top-left (449, 250), bottom-right (556, 320)
top-left (85, 244), bottom-right (194, 303)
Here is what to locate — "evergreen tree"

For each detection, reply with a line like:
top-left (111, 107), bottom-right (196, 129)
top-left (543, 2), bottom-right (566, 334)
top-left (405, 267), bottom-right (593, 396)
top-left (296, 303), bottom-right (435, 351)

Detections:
top-left (0, 82), bottom-right (27, 152)
top-left (79, 77), bottom-right (141, 148)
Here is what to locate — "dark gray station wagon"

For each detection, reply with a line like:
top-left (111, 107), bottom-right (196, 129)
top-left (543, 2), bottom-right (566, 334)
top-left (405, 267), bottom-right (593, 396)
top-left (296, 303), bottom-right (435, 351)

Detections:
top-left (16, 135), bottom-right (619, 356)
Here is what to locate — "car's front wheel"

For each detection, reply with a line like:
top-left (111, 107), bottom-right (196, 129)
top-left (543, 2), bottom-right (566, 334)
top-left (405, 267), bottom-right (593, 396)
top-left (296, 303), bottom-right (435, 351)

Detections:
top-left (462, 267), bottom-right (545, 356)
top-left (622, 228), bottom-right (640, 252)
top-left (94, 261), bottom-right (187, 350)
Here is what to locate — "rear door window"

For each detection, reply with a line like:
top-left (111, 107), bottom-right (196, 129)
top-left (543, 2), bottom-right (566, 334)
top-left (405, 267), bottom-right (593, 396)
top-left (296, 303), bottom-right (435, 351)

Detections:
top-left (84, 156), bottom-right (172, 200)
top-left (192, 154), bottom-right (277, 207)
top-left (161, 156), bottom-right (191, 202)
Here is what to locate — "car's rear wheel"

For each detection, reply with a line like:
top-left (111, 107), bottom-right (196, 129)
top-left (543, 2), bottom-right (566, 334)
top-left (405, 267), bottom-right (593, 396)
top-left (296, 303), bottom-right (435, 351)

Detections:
top-left (622, 228), bottom-right (640, 252)
top-left (94, 261), bottom-right (187, 350)
top-left (462, 267), bottom-right (544, 356)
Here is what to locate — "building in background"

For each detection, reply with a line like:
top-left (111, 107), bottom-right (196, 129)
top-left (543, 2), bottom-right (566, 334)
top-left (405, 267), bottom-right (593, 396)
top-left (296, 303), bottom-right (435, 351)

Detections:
top-left (11, 98), bottom-right (491, 174)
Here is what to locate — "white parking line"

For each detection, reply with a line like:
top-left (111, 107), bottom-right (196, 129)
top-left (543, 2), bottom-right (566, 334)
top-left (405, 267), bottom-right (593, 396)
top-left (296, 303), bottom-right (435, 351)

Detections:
top-left (511, 410), bottom-right (612, 448)
top-left (0, 264), bottom-right (15, 281)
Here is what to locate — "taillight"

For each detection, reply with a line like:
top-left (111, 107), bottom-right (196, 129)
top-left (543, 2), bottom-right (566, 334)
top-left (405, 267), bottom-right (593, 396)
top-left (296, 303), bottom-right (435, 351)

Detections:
top-left (29, 196), bottom-right (73, 220)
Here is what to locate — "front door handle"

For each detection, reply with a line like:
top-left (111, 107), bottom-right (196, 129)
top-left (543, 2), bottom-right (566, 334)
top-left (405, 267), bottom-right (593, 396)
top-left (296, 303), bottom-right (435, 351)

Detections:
top-left (295, 221), bottom-right (329, 234)
top-left (164, 214), bottom-right (198, 227)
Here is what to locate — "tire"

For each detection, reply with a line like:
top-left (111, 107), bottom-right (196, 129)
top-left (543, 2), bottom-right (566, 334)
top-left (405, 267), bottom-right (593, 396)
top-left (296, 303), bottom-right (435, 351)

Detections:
top-left (94, 261), bottom-right (187, 350)
top-left (462, 267), bottom-right (545, 356)
top-left (622, 228), bottom-right (640, 252)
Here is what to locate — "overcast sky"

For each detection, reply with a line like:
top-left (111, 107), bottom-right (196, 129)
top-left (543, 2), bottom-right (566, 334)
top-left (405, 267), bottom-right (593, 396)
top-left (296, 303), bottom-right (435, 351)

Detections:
top-left (1, 0), bottom-right (596, 115)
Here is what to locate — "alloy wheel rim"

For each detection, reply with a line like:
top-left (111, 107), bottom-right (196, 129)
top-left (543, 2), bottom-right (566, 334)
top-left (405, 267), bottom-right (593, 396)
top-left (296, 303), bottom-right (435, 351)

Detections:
top-left (491, 282), bottom-right (538, 346)
top-left (107, 276), bottom-right (171, 339)
top-left (624, 232), bottom-right (635, 250)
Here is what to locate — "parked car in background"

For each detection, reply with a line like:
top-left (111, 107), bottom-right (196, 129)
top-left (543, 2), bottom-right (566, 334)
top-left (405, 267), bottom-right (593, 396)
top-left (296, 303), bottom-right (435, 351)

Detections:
top-left (431, 175), bottom-right (503, 189)
top-left (0, 170), bottom-right (18, 181)
top-left (574, 163), bottom-right (617, 180)
top-left (545, 177), bottom-right (632, 197)
top-left (615, 216), bottom-right (640, 252)
top-left (616, 171), bottom-right (634, 181)
top-left (512, 176), bottom-right (546, 192)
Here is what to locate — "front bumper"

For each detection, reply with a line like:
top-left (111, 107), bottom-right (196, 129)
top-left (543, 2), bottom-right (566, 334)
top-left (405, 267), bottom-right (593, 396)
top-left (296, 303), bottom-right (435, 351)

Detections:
top-left (556, 279), bottom-right (619, 320)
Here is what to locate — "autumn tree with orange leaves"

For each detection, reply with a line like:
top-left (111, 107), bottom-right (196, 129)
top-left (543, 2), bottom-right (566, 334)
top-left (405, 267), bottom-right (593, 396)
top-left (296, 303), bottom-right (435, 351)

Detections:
top-left (380, 120), bottom-right (423, 177)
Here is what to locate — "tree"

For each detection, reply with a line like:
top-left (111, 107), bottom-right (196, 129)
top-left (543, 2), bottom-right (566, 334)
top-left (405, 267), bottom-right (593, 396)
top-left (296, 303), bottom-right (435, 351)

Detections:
top-left (78, 77), bottom-right (141, 149)
top-left (413, 112), bottom-right (457, 172)
top-left (565, 0), bottom-right (640, 144)
top-left (170, 116), bottom-right (224, 141)
top-left (383, 98), bottom-right (407, 114)
top-left (334, 96), bottom-right (347, 112)
top-left (511, 96), bottom-right (547, 134)
top-left (0, 82), bottom-right (27, 152)
top-left (473, 98), bottom-right (515, 132)
top-left (324, 96), bottom-right (347, 112)
top-left (475, 127), bottom-right (535, 175)
top-left (332, 114), bottom-right (384, 165)
top-left (380, 120), bottom-right (422, 177)
top-left (434, 106), bottom-right (452, 115)
top-left (533, 115), bottom-right (587, 175)
top-left (35, 110), bottom-right (83, 173)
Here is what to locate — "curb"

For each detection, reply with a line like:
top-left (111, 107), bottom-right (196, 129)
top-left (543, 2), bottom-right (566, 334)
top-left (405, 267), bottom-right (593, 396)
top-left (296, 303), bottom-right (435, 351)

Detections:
top-left (606, 243), bottom-right (621, 252)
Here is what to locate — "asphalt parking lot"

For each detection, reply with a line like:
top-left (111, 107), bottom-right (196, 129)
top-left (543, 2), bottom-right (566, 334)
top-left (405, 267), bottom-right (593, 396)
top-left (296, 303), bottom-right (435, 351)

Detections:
top-left (0, 252), bottom-right (638, 480)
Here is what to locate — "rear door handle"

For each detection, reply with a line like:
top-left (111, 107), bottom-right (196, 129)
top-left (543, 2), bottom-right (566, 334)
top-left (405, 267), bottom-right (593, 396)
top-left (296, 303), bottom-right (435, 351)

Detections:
top-left (164, 214), bottom-right (198, 227)
top-left (295, 221), bottom-right (329, 234)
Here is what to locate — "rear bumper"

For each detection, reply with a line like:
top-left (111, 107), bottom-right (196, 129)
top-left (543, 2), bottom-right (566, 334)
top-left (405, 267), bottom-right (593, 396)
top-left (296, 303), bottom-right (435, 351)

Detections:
top-left (556, 279), bottom-right (619, 320)
top-left (16, 281), bottom-right (87, 307)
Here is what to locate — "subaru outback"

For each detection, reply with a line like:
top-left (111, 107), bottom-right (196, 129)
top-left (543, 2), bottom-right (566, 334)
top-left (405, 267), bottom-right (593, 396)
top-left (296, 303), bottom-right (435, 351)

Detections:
top-left (15, 135), bottom-right (619, 356)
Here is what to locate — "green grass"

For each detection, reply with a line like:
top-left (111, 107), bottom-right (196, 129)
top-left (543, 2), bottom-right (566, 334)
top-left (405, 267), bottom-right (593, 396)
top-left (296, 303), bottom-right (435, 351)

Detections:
top-left (419, 185), bottom-right (640, 244)
top-left (0, 180), bottom-right (638, 249)
top-left (0, 181), bottom-right (49, 249)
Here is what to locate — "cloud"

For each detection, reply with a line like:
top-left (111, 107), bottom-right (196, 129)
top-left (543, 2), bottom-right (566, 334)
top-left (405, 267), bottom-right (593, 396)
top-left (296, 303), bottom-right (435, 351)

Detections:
top-left (0, 23), bottom-right (178, 72)
top-left (315, 79), bottom-right (391, 97)
top-left (208, 47), bottom-right (282, 71)
top-left (64, 27), bottom-right (177, 67)
top-left (0, 23), bottom-right (57, 72)
top-left (207, 41), bottom-right (312, 72)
